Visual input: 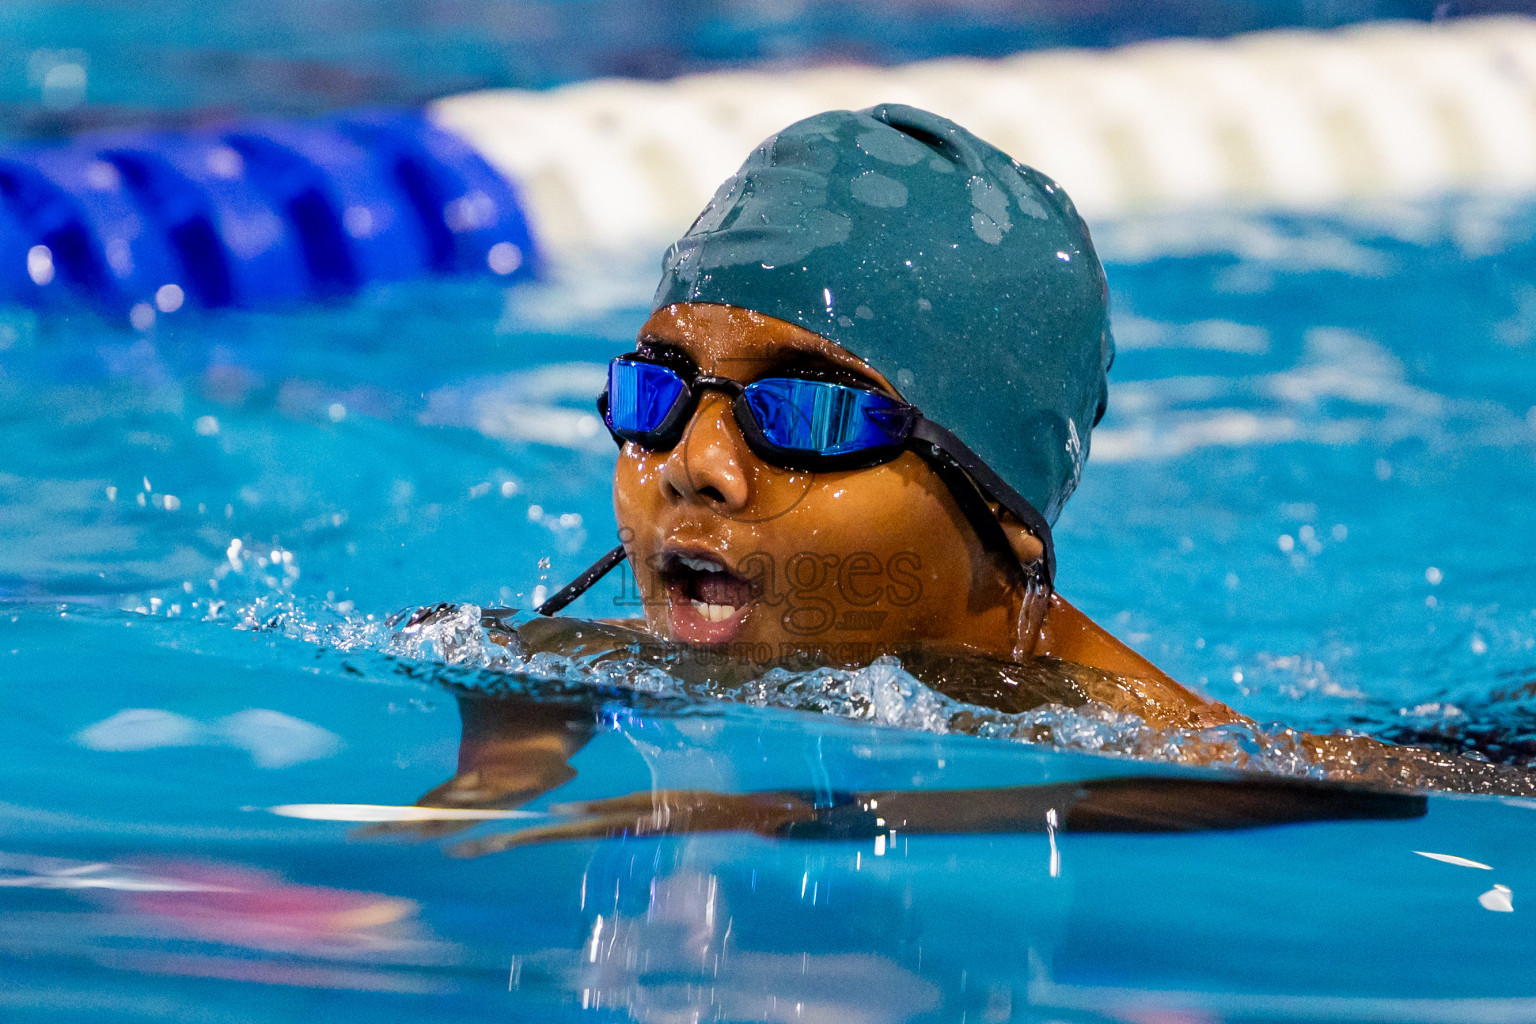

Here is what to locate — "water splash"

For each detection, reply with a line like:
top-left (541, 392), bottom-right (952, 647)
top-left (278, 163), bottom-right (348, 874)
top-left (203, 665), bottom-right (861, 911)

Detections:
top-left (232, 597), bottom-right (1332, 781)
top-left (144, 590), bottom-right (1533, 798)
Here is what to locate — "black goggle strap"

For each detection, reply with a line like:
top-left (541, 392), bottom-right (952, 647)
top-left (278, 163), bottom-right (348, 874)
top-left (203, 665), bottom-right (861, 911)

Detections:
top-left (909, 419), bottom-right (1056, 590)
top-left (535, 543), bottom-right (628, 616)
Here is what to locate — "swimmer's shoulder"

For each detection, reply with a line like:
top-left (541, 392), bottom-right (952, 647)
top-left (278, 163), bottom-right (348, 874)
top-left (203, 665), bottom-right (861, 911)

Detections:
top-left (1034, 594), bottom-right (1243, 728)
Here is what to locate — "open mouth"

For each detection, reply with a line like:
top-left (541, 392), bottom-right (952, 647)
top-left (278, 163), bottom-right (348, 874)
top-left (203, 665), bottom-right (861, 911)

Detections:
top-left (660, 550), bottom-right (757, 642)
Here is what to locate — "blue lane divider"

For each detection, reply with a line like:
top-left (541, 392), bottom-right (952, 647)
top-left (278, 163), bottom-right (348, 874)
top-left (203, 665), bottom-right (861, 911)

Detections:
top-left (226, 120), bottom-right (431, 294)
top-left (0, 198), bottom-right (50, 303)
top-left (0, 109), bottom-right (537, 320)
top-left (334, 110), bottom-right (537, 279)
top-left (0, 147), bottom-right (183, 311)
top-left (99, 132), bottom-right (312, 308)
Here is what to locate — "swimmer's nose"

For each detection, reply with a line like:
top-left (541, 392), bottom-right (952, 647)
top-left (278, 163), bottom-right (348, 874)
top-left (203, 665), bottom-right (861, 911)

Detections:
top-left (659, 393), bottom-right (751, 513)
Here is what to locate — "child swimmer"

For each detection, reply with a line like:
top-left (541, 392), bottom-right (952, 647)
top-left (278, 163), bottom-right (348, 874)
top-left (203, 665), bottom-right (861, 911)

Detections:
top-left (535, 102), bottom-right (1236, 731)
top-left (426, 103), bottom-right (1533, 802)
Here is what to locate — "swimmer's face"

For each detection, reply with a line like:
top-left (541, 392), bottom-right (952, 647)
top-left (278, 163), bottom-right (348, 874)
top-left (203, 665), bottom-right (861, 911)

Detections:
top-left (611, 302), bottom-right (1025, 663)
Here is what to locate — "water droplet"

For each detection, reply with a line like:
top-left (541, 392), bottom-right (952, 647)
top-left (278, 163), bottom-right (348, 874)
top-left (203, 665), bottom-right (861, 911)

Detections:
top-left (487, 241), bottom-right (522, 275)
top-left (26, 245), bottom-right (53, 286)
top-left (204, 146), bottom-right (243, 179)
top-left (343, 205), bottom-right (374, 239)
top-left (84, 160), bottom-right (118, 191)
top-left (155, 283), bottom-right (184, 313)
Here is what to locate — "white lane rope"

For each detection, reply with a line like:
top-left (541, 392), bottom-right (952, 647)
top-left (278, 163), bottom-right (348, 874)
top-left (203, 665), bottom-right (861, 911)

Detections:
top-left (431, 16), bottom-right (1536, 259)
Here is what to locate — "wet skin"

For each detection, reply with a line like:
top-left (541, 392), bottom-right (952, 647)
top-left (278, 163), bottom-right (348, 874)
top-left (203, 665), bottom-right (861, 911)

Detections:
top-left (613, 302), bottom-right (1237, 727)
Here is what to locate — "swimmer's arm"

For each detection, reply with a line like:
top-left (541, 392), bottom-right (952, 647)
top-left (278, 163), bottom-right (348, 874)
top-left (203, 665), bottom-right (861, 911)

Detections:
top-left (1296, 731), bottom-right (1536, 797)
top-left (357, 691), bottom-right (598, 843)
top-left (1031, 599), bottom-right (1536, 794)
top-left (1034, 594), bottom-right (1245, 728)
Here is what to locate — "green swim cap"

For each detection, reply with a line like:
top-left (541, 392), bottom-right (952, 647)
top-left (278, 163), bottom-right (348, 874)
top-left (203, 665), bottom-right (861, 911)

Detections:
top-left (653, 103), bottom-right (1113, 526)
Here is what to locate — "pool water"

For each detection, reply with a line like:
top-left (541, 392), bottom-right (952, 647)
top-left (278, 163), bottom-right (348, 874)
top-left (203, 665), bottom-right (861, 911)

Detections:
top-left (4, 198), bottom-right (1536, 1020)
top-left (0, 0), bottom-right (1468, 137)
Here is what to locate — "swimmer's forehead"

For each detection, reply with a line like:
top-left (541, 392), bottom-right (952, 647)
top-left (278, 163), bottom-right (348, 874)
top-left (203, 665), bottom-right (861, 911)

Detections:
top-left (638, 302), bottom-right (898, 395)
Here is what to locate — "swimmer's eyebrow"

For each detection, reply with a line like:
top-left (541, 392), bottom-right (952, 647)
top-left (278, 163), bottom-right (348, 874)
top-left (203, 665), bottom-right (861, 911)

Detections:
top-left (634, 334), bottom-right (685, 358)
top-left (633, 337), bottom-right (699, 373)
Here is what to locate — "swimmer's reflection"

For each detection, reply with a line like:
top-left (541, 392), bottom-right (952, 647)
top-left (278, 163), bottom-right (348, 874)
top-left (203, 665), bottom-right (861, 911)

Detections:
top-left (373, 638), bottom-right (1432, 1020)
top-left (380, 682), bottom-right (1425, 858)
top-left (513, 867), bottom-right (946, 1024)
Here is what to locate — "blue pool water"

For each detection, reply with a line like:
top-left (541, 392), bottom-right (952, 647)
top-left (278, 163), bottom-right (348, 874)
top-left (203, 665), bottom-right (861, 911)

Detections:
top-left (3, 195), bottom-right (1536, 1020)
top-left (0, 0), bottom-right (1491, 136)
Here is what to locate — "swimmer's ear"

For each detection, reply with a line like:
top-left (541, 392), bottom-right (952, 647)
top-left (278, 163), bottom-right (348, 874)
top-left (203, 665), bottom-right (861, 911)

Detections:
top-left (1000, 513), bottom-right (1050, 658)
top-left (986, 503), bottom-right (1046, 568)
top-left (999, 516), bottom-right (1045, 566)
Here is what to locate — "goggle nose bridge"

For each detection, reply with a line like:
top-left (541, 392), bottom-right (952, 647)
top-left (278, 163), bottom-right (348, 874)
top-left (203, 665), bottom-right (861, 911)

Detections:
top-left (596, 370), bottom-right (759, 450)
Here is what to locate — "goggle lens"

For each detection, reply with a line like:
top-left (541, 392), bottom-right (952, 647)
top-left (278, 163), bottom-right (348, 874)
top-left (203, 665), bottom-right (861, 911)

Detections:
top-left (605, 358), bottom-right (688, 440)
top-left (742, 377), bottom-right (909, 456)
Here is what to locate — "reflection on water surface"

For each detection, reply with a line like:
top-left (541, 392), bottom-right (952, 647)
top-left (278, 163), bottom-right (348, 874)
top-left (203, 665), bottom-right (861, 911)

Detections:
top-left (7, 200), bottom-right (1536, 1019)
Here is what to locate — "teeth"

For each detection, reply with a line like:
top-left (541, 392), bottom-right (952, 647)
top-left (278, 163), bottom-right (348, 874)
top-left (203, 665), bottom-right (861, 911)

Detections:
top-left (691, 600), bottom-right (738, 622)
top-left (678, 554), bottom-right (726, 573)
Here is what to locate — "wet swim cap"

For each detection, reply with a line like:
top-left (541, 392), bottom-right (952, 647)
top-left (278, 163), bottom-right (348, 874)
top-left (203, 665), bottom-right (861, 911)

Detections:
top-left (653, 103), bottom-right (1113, 525)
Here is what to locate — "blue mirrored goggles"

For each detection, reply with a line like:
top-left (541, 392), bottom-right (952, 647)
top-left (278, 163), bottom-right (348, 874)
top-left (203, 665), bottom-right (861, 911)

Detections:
top-left (600, 355), bottom-right (917, 470)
